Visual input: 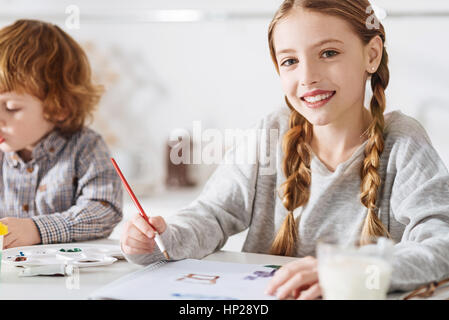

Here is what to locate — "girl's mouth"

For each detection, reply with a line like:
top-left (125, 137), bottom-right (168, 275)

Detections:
top-left (0, 137), bottom-right (5, 144)
top-left (301, 91), bottom-right (336, 109)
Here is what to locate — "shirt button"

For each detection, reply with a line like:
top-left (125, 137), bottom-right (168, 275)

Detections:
top-left (23, 204), bottom-right (29, 212)
top-left (100, 201), bottom-right (109, 207)
top-left (49, 147), bottom-right (55, 153)
top-left (27, 167), bottom-right (34, 173)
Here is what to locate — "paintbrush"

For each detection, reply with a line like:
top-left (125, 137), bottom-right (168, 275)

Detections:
top-left (110, 158), bottom-right (170, 260)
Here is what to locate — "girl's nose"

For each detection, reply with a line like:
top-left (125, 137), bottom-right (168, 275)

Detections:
top-left (299, 59), bottom-right (321, 87)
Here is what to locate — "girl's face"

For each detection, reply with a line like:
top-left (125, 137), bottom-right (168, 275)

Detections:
top-left (273, 8), bottom-right (371, 127)
top-left (0, 91), bottom-right (54, 157)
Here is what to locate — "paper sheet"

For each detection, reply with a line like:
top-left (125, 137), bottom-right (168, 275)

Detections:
top-left (90, 259), bottom-right (279, 300)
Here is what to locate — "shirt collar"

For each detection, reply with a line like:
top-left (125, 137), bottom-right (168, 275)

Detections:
top-left (4, 130), bottom-right (68, 168)
top-left (32, 130), bottom-right (68, 162)
top-left (4, 152), bottom-right (21, 168)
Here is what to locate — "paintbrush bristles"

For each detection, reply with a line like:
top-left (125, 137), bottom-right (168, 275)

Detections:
top-left (163, 251), bottom-right (170, 260)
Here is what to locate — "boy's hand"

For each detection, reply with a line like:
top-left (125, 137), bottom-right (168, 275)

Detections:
top-left (120, 214), bottom-right (167, 255)
top-left (0, 217), bottom-right (42, 249)
top-left (265, 256), bottom-right (322, 300)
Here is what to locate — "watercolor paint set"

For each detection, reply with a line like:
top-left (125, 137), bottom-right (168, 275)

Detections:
top-left (2, 244), bottom-right (123, 268)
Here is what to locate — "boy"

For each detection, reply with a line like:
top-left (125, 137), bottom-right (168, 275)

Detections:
top-left (0, 19), bottom-right (123, 248)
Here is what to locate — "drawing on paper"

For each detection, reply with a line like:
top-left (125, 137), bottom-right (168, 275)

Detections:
top-left (244, 269), bottom-right (277, 280)
top-left (176, 273), bottom-right (220, 285)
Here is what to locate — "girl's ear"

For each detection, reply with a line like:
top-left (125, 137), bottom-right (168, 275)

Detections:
top-left (365, 35), bottom-right (383, 73)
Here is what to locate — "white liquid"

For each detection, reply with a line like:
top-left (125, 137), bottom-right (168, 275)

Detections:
top-left (318, 255), bottom-right (392, 300)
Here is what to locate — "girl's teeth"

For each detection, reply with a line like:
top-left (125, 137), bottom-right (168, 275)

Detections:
top-left (304, 92), bottom-right (334, 103)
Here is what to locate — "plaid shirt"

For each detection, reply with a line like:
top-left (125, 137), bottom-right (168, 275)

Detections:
top-left (0, 127), bottom-right (123, 244)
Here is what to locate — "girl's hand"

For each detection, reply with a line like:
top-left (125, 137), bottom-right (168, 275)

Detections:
top-left (0, 217), bottom-right (41, 249)
top-left (120, 213), bottom-right (167, 255)
top-left (265, 256), bottom-right (322, 300)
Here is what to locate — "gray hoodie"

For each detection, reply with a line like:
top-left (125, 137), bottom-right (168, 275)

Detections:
top-left (124, 108), bottom-right (449, 293)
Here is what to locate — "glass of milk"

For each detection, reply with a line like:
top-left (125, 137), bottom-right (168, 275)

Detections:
top-left (317, 237), bottom-right (395, 300)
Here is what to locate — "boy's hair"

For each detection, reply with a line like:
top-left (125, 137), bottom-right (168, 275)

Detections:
top-left (268, 0), bottom-right (391, 256)
top-left (0, 19), bottom-right (103, 135)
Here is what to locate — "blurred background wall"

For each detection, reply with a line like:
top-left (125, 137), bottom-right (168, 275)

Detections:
top-left (1, 0), bottom-right (448, 249)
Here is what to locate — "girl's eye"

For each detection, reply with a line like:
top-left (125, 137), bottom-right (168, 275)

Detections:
top-left (280, 58), bottom-right (298, 67)
top-left (322, 50), bottom-right (339, 58)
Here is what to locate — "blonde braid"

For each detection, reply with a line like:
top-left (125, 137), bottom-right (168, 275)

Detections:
top-left (359, 45), bottom-right (391, 245)
top-left (270, 97), bottom-right (313, 256)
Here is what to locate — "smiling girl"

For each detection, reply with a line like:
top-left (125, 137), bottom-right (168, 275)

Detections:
top-left (121, 0), bottom-right (449, 299)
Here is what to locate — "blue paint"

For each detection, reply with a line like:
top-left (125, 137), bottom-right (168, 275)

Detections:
top-left (172, 293), bottom-right (238, 300)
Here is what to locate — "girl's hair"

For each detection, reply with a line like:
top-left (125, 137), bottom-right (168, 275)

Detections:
top-left (268, 0), bottom-right (391, 256)
top-left (0, 19), bottom-right (103, 135)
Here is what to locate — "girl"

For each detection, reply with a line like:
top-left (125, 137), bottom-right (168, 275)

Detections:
top-left (0, 20), bottom-right (123, 248)
top-left (121, 0), bottom-right (449, 299)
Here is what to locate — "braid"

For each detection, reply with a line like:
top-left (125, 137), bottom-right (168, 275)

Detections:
top-left (359, 46), bottom-right (391, 245)
top-left (267, 0), bottom-right (393, 250)
top-left (270, 97), bottom-right (313, 256)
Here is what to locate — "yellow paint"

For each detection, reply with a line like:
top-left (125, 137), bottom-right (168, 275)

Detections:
top-left (0, 222), bottom-right (8, 236)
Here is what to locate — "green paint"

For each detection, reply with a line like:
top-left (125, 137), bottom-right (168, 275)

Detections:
top-left (264, 265), bottom-right (281, 269)
top-left (60, 248), bottom-right (82, 253)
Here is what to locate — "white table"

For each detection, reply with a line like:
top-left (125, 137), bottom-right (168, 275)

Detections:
top-left (0, 239), bottom-right (447, 300)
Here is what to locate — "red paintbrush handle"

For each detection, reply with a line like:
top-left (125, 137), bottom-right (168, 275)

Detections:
top-left (110, 158), bottom-right (155, 229)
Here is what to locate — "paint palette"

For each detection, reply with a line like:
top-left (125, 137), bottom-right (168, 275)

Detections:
top-left (2, 244), bottom-right (123, 268)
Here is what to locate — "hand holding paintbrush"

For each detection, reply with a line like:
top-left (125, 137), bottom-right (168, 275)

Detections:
top-left (120, 213), bottom-right (169, 257)
top-left (111, 158), bottom-right (170, 260)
